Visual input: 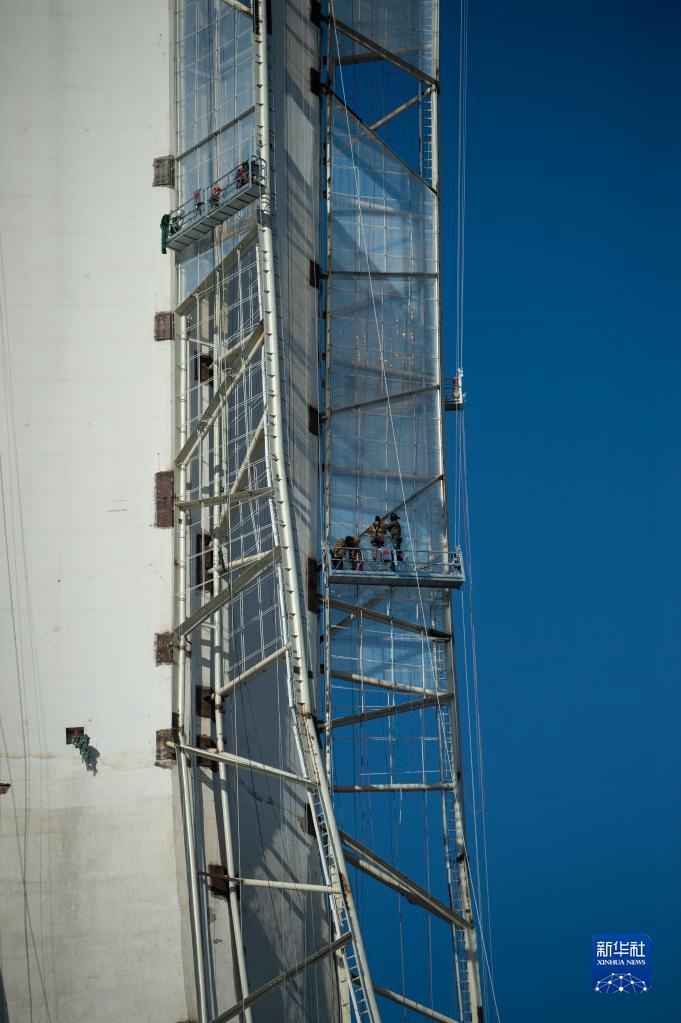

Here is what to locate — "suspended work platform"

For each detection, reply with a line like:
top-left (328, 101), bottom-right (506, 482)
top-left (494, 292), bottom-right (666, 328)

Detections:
top-left (165, 156), bottom-right (266, 252)
top-left (326, 546), bottom-right (465, 589)
top-left (444, 369), bottom-right (466, 412)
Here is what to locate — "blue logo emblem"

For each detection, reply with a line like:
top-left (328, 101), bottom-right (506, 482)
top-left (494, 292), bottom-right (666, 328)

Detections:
top-left (592, 933), bottom-right (651, 993)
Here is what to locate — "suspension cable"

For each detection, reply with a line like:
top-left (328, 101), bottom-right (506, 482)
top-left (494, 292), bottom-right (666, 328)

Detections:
top-left (328, 5), bottom-right (501, 1019)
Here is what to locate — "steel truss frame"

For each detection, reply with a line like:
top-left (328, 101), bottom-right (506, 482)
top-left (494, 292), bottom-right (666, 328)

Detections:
top-left (171, 2), bottom-right (482, 1021)
top-left (172, 3), bottom-right (379, 1022)
top-left (321, 3), bottom-right (483, 1022)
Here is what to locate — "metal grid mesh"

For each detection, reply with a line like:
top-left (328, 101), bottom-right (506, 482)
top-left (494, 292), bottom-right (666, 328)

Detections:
top-left (330, 101), bottom-right (435, 274)
top-left (324, 3), bottom-right (480, 1020)
top-left (333, 0), bottom-right (437, 78)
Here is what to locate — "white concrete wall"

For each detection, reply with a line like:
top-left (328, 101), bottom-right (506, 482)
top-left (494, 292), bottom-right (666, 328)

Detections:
top-left (0, 2), bottom-right (191, 1020)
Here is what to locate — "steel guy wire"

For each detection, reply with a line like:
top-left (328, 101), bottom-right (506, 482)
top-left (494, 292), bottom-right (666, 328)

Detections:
top-left (330, 10), bottom-right (501, 1019)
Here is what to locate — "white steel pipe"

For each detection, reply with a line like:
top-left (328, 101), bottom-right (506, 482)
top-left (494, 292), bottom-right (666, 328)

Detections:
top-left (217, 645), bottom-right (288, 696)
top-left (254, 5), bottom-right (380, 1020)
top-left (327, 695), bottom-right (440, 731)
top-left (176, 742), bottom-right (313, 788)
top-left (178, 749), bottom-right (209, 1023)
top-left (201, 873), bottom-right (341, 895)
top-left (331, 670), bottom-right (440, 699)
top-left (333, 783), bottom-right (454, 792)
top-left (177, 486), bottom-right (273, 512)
top-left (374, 986), bottom-right (461, 1023)
top-left (174, 314), bottom-right (209, 1023)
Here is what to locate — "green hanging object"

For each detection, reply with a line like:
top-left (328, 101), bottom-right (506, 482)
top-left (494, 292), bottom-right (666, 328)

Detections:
top-left (73, 733), bottom-right (93, 770)
top-left (160, 213), bottom-right (170, 254)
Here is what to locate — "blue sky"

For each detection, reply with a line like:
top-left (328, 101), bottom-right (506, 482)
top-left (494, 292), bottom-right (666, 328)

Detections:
top-left (440, 1), bottom-right (680, 1019)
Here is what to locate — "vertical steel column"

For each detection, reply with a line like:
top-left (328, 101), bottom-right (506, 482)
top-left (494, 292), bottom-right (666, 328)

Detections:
top-left (174, 312), bottom-right (209, 1023)
top-left (322, 16), bottom-right (335, 787)
top-left (321, 3), bottom-right (483, 1022)
top-left (253, 4), bottom-right (379, 1020)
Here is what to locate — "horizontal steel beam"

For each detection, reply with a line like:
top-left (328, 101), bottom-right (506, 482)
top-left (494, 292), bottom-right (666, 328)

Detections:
top-left (340, 830), bottom-right (469, 930)
top-left (327, 464), bottom-right (434, 483)
top-left (336, 50), bottom-right (381, 68)
top-left (330, 270), bottom-right (438, 278)
top-left (332, 17), bottom-right (438, 87)
top-left (375, 986), bottom-right (461, 1023)
top-left (329, 598), bottom-right (451, 640)
top-left (218, 645), bottom-right (288, 696)
top-left (331, 669), bottom-right (440, 699)
top-left (333, 783), bottom-right (453, 792)
top-left (177, 486), bottom-right (273, 512)
top-left (325, 695), bottom-right (440, 731)
top-left (329, 594), bottom-right (384, 636)
top-left (327, 358), bottom-right (429, 388)
top-left (329, 384), bottom-right (438, 416)
top-left (210, 933), bottom-right (353, 1023)
top-left (219, 550), bottom-right (268, 573)
top-left (177, 742), bottom-right (312, 788)
top-left (199, 870), bottom-right (340, 895)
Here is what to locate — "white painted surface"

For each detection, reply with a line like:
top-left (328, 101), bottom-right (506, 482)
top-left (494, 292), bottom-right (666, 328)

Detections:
top-left (0, 2), bottom-right (190, 1020)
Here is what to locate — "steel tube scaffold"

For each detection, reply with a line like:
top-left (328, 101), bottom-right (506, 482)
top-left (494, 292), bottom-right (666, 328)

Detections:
top-left (321, 1), bottom-right (484, 1020)
top-left (169, 2), bottom-right (484, 1021)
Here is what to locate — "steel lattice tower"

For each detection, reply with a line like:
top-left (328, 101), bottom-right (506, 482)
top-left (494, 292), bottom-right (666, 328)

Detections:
top-left (168, 1), bottom-right (483, 1021)
top-left (319, 4), bottom-right (483, 1021)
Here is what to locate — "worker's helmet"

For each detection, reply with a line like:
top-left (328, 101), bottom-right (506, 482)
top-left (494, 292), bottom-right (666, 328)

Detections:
top-left (390, 512), bottom-right (399, 521)
top-left (374, 516), bottom-right (381, 522)
top-left (345, 535), bottom-right (354, 545)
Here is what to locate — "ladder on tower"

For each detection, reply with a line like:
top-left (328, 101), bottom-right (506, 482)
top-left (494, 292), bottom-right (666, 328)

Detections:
top-left (432, 626), bottom-right (475, 1023)
top-left (309, 787), bottom-right (373, 1022)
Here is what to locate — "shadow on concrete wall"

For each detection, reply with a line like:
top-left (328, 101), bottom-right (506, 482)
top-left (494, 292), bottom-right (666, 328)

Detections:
top-left (88, 745), bottom-right (101, 775)
top-left (0, 969), bottom-right (9, 1023)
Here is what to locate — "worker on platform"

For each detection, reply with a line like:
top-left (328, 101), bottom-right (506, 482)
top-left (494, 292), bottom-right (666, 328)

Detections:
top-left (346, 534), bottom-right (363, 571)
top-left (387, 512), bottom-right (403, 561)
top-left (160, 213), bottom-right (171, 254)
top-left (331, 537), bottom-right (346, 570)
top-left (235, 162), bottom-right (248, 189)
top-left (368, 515), bottom-right (387, 560)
